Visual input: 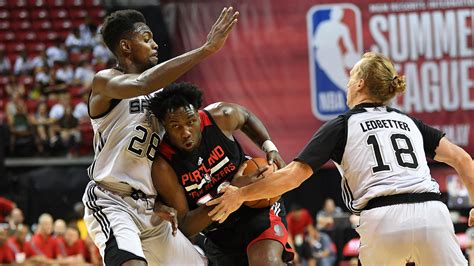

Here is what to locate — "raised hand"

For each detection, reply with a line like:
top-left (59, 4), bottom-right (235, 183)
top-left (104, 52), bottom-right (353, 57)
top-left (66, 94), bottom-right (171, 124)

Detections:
top-left (204, 6), bottom-right (239, 53)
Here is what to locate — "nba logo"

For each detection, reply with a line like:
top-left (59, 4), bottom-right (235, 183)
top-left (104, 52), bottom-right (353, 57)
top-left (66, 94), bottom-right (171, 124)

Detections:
top-left (307, 4), bottom-right (362, 120)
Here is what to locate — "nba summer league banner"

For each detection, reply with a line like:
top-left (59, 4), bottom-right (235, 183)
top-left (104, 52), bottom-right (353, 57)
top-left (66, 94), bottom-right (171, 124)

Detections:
top-left (164, 0), bottom-right (474, 161)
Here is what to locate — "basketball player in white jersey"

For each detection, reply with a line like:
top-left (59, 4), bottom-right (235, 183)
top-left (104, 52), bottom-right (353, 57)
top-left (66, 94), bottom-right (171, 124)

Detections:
top-left (82, 8), bottom-right (238, 265)
top-left (209, 52), bottom-right (474, 265)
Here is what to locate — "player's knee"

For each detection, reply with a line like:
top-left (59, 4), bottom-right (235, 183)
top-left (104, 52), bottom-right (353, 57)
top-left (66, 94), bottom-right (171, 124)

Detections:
top-left (248, 240), bottom-right (285, 266)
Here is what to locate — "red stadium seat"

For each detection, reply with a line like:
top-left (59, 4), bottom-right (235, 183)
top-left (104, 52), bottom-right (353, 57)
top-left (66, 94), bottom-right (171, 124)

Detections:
top-left (10, 21), bottom-right (32, 31)
top-left (16, 31), bottom-right (36, 41)
top-left (52, 19), bottom-right (72, 30)
top-left (10, 10), bottom-right (29, 20)
top-left (31, 20), bottom-right (52, 31)
top-left (26, 99), bottom-right (38, 113)
top-left (0, 0), bottom-right (6, 9)
top-left (26, 42), bottom-right (46, 54)
top-left (0, 32), bottom-right (15, 42)
top-left (28, 0), bottom-right (46, 7)
top-left (69, 9), bottom-right (88, 19)
top-left (50, 9), bottom-right (68, 19)
top-left (5, 43), bottom-right (25, 55)
top-left (0, 10), bottom-right (9, 20)
top-left (46, 0), bottom-right (65, 7)
top-left (30, 9), bottom-right (49, 20)
top-left (65, 0), bottom-right (83, 7)
top-left (0, 21), bottom-right (10, 30)
top-left (84, 0), bottom-right (100, 7)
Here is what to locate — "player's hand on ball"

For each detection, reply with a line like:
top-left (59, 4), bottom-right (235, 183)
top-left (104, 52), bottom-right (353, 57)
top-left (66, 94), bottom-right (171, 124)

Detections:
top-left (152, 202), bottom-right (178, 236)
top-left (469, 208), bottom-right (474, 227)
top-left (207, 185), bottom-right (243, 223)
top-left (230, 162), bottom-right (268, 188)
top-left (204, 6), bottom-right (239, 53)
top-left (266, 151), bottom-right (286, 169)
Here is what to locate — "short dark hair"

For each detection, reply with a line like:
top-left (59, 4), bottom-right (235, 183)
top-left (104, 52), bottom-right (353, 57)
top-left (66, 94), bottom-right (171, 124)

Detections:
top-left (100, 9), bottom-right (146, 55)
top-left (149, 82), bottom-right (203, 121)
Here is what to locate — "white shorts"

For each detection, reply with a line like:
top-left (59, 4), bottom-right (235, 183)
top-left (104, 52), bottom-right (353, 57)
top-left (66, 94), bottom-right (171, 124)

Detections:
top-left (82, 181), bottom-right (206, 265)
top-left (356, 201), bottom-right (467, 266)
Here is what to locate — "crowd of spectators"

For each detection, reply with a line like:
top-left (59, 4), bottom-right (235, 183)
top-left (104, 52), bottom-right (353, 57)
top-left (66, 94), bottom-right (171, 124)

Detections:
top-left (0, 196), bottom-right (101, 265)
top-left (1, 15), bottom-right (113, 158)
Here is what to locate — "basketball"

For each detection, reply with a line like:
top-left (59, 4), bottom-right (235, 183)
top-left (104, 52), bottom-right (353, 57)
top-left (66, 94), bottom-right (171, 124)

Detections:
top-left (242, 157), bottom-right (281, 208)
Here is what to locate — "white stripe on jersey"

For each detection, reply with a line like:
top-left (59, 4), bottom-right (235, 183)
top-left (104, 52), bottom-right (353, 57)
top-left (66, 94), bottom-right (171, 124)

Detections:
top-left (336, 106), bottom-right (440, 212)
top-left (88, 95), bottom-right (164, 196)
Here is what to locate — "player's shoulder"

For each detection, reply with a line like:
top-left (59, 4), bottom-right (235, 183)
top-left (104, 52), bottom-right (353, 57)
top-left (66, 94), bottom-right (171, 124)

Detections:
top-left (92, 68), bottom-right (122, 90)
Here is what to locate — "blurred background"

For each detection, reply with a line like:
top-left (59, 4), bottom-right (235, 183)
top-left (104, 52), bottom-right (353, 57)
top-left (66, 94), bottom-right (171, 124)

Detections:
top-left (0, 0), bottom-right (473, 265)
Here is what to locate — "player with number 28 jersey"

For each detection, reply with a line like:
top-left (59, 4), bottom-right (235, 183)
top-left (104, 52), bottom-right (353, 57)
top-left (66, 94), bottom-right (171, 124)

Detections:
top-left (88, 95), bottom-right (163, 196)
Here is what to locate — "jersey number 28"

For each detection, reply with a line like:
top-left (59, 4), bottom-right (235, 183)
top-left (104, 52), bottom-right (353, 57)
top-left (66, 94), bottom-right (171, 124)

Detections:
top-left (127, 125), bottom-right (160, 160)
top-left (367, 133), bottom-right (419, 173)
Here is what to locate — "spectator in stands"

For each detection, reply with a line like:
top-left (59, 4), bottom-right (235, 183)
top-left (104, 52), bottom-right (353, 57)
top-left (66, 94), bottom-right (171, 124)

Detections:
top-left (287, 204), bottom-right (316, 265)
top-left (74, 60), bottom-right (95, 89)
top-left (79, 16), bottom-right (97, 46)
top-left (5, 91), bottom-right (25, 122)
top-left (55, 226), bottom-right (86, 264)
top-left (57, 106), bottom-right (80, 157)
top-left (317, 198), bottom-right (343, 232)
top-left (92, 41), bottom-right (112, 66)
top-left (73, 92), bottom-right (89, 123)
top-left (0, 50), bottom-right (11, 75)
top-left (25, 213), bottom-right (57, 263)
top-left (301, 227), bottom-right (336, 266)
top-left (30, 50), bottom-right (49, 70)
top-left (46, 39), bottom-right (68, 67)
top-left (5, 74), bottom-right (26, 98)
top-left (7, 224), bottom-right (29, 264)
top-left (55, 61), bottom-right (75, 85)
top-left (466, 227), bottom-right (474, 265)
top-left (53, 219), bottom-right (67, 240)
top-left (30, 101), bottom-right (54, 154)
top-left (7, 103), bottom-right (36, 155)
top-left (13, 50), bottom-right (31, 76)
top-left (0, 197), bottom-right (15, 223)
top-left (0, 226), bottom-right (14, 264)
top-left (72, 202), bottom-right (88, 240)
top-left (66, 28), bottom-right (84, 54)
top-left (6, 208), bottom-right (24, 233)
top-left (49, 93), bottom-right (71, 122)
top-left (84, 235), bottom-right (102, 265)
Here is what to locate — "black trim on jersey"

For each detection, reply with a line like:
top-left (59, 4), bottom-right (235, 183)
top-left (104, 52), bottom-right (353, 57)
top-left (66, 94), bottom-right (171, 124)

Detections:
top-left (104, 229), bottom-right (147, 265)
top-left (85, 184), bottom-right (110, 240)
top-left (295, 107), bottom-right (366, 172)
top-left (89, 98), bottom-right (122, 120)
top-left (386, 106), bottom-right (445, 159)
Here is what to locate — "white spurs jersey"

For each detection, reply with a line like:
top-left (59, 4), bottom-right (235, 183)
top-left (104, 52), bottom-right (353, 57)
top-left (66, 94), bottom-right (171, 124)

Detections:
top-left (296, 103), bottom-right (443, 214)
top-left (87, 95), bottom-right (164, 196)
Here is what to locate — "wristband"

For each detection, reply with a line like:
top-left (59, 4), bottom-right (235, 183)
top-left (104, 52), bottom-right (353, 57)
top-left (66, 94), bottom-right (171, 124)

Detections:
top-left (261, 140), bottom-right (278, 153)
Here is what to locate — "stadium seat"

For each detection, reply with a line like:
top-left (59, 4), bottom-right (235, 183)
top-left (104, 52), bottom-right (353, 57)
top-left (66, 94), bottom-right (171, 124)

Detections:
top-left (5, 43), bottom-right (25, 55)
top-left (84, 0), bottom-right (100, 7)
top-left (52, 20), bottom-right (72, 30)
top-left (0, 0), bottom-right (6, 9)
top-left (0, 32), bottom-right (15, 42)
top-left (30, 9), bottom-right (49, 20)
top-left (65, 0), bottom-right (83, 7)
top-left (0, 21), bottom-right (10, 30)
top-left (69, 9), bottom-right (87, 19)
top-left (31, 20), bottom-right (52, 31)
top-left (50, 9), bottom-right (68, 19)
top-left (0, 10), bottom-right (9, 20)
top-left (10, 21), bottom-right (32, 31)
top-left (28, 0), bottom-right (46, 7)
top-left (26, 99), bottom-right (38, 113)
top-left (46, 0), bottom-right (65, 7)
top-left (11, 9), bottom-right (29, 20)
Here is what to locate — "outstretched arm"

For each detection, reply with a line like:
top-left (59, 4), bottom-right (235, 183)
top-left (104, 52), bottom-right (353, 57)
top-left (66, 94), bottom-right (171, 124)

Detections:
top-left (207, 161), bottom-right (313, 223)
top-left (434, 137), bottom-right (474, 225)
top-left (96, 7), bottom-right (239, 99)
top-left (151, 157), bottom-right (214, 237)
top-left (206, 102), bottom-right (285, 168)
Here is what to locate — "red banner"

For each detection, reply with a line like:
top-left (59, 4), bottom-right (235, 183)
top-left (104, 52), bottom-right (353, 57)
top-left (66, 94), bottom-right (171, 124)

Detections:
top-left (163, 0), bottom-right (474, 163)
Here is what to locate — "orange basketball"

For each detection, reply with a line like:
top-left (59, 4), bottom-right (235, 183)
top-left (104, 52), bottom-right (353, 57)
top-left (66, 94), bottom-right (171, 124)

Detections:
top-left (242, 157), bottom-right (281, 208)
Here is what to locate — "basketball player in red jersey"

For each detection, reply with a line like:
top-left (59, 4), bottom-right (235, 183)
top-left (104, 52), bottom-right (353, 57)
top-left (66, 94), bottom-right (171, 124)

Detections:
top-left (149, 82), bottom-right (294, 265)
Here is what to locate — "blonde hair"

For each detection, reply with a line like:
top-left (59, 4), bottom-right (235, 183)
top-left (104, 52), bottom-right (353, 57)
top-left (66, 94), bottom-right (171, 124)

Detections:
top-left (353, 52), bottom-right (406, 104)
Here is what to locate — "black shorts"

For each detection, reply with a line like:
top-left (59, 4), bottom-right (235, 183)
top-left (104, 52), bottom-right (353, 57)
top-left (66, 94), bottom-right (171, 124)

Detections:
top-left (203, 200), bottom-right (294, 266)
